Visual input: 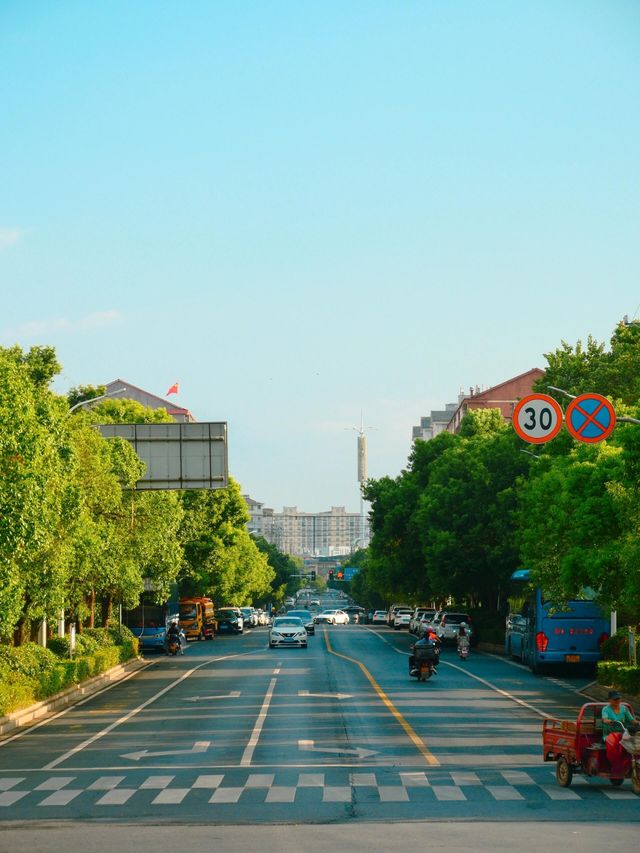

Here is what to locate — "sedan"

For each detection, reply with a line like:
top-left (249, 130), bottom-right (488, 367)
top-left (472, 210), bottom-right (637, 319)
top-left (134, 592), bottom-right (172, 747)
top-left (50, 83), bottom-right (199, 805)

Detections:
top-left (216, 608), bottom-right (244, 634)
top-left (269, 616), bottom-right (308, 649)
top-left (314, 609), bottom-right (350, 625)
top-left (286, 609), bottom-right (315, 635)
top-left (393, 608), bottom-right (413, 630)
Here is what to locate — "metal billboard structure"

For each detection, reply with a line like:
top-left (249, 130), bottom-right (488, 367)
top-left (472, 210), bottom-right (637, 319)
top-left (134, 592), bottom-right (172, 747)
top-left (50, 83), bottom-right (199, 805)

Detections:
top-left (97, 422), bottom-right (228, 490)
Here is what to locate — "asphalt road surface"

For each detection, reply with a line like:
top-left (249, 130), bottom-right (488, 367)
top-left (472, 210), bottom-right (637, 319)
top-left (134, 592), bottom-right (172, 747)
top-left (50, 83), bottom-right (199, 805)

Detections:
top-left (0, 623), bottom-right (637, 850)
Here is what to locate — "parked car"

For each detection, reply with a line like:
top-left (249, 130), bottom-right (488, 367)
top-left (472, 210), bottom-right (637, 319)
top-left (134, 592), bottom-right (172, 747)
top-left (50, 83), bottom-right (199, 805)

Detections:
top-left (286, 609), bottom-right (316, 635)
top-left (393, 608), bottom-right (413, 630)
top-left (239, 607), bottom-right (259, 628)
top-left (387, 603), bottom-right (411, 626)
top-left (434, 611), bottom-right (472, 643)
top-left (409, 608), bottom-right (426, 635)
top-left (371, 610), bottom-right (387, 625)
top-left (269, 616), bottom-right (308, 649)
top-left (314, 609), bottom-right (350, 625)
top-left (215, 607), bottom-right (244, 634)
top-left (416, 610), bottom-right (438, 638)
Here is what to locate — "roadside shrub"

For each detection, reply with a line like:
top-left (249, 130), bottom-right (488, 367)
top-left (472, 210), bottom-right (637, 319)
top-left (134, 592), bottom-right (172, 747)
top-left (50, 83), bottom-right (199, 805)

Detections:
top-left (600, 629), bottom-right (630, 662)
top-left (468, 610), bottom-right (505, 646)
top-left (597, 661), bottom-right (640, 696)
top-left (0, 628), bottom-right (139, 718)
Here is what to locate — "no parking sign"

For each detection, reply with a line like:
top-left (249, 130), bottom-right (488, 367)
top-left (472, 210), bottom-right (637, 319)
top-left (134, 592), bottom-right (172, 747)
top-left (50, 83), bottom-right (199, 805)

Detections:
top-left (565, 394), bottom-right (616, 444)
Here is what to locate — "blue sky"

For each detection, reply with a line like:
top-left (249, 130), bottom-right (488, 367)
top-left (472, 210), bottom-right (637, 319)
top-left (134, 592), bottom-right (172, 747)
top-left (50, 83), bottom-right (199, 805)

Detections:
top-left (1, 1), bottom-right (639, 511)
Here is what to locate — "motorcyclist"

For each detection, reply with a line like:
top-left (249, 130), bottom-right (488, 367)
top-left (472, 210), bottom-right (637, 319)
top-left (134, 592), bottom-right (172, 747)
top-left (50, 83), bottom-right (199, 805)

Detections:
top-left (166, 621), bottom-right (185, 656)
top-left (409, 628), bottom-right (440, 676)
top-left (457, 622), bottom-right (470, 653)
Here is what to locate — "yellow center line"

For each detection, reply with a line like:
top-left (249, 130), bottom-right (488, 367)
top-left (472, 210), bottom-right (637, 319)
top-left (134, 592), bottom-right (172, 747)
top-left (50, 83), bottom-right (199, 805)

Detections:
top-left (322, 627), bottom-right (439, 766)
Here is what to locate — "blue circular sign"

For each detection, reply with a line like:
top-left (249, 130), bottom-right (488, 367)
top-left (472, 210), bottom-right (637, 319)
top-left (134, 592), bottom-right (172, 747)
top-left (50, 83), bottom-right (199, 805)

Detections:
top-left (566, 394), bottom-right (616, 443)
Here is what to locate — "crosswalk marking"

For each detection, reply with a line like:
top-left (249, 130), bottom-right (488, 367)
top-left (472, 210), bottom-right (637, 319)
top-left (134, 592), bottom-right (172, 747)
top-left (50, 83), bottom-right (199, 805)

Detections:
top-left (209, 787), bottom-right (243, 804)
top-left (140, 775), bottom-right (174, 789)
top-left (298, 773), bottom-right (324, 787)
top-left (0, 791), bottom-right (28, 806)
top-left (152, 788), bottom-right (190, 804)
top-left (97, 788), bottom-right (136, 805)
top-left (378, 786), bottom-right (410, 802)
top-left (501, 771), bottom-right (535, 785)
top-left (35, 776), bottom-right (75, 791)
top-left (245, 773), bottom-right (275, 788)
top-left (400, 771), bottom-right (430, 787)
top-left (88, 776), bottom-right (125, 790)
top-left (265, 786), bottom-right (296, 803)
top-left (540, 785), bottom-right (580, 800)
top-left (38, 789), bottom-right (82, 806)
top-left (433, 785), bottom-right (466, 801)
top-left (193, 775), bottom-right (224, 789)
top-left (487, 785), bottom-right (524, 801)
top-left (0, 778), bottom-right (24, 791)
top-left (350, 772), bottom-right (377, 786)
top-left (323, 786), bottom-right (351, 802)
top-left (451, 772), bottom-right (481, 786)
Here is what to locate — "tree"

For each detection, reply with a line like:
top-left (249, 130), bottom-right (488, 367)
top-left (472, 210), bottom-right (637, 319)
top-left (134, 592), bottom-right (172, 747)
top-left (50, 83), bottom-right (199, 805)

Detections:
top-left (251, 536), bottom-right (302, 604)
top-left (67, 384), bottom-right (106, 409)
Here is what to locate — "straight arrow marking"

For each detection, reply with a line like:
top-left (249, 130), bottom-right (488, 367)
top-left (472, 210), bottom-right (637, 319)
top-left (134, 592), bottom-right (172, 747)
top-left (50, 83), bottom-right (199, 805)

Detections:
top-left (121, 741), bottom-right (211, 761)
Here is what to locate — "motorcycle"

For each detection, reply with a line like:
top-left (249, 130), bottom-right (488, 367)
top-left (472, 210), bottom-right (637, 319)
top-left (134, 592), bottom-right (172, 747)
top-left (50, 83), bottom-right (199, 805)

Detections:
top-left (410, 641), bottom-right (439, 682)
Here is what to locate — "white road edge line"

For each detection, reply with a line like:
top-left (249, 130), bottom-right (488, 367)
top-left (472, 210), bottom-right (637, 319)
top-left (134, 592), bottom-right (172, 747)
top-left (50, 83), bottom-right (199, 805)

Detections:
top-left (42, 649), bottom-right (260, 771)
top-left (240, 677), bottom-right (277, 768)
top-left (363, 626), bottom-right (553, 720)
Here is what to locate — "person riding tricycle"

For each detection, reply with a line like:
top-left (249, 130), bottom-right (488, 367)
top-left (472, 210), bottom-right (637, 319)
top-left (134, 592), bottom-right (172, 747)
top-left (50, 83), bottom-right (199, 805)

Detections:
top-left (542, 698), bottom-right (640, 794)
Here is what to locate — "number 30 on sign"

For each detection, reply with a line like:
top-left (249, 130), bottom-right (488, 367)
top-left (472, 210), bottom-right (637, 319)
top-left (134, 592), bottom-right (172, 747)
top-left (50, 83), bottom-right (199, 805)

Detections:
top-left (513, 394), bottom-right (563, 444)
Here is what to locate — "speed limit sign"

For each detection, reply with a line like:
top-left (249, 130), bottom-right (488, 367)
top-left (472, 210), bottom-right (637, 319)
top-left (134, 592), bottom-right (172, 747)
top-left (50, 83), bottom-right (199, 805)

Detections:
top-left (513, 394), bottom-right (563, 444)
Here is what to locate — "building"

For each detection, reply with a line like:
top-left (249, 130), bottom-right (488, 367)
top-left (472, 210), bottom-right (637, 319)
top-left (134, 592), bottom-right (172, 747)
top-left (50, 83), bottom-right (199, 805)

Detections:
top-left (102, 379), bottom-right (196, 422)
top-left (446, 368), bottom-right (545, 434)
top-left (243, 498), bottom-right (369, 558)
top-left (412, 403), bottom-right (458, 441)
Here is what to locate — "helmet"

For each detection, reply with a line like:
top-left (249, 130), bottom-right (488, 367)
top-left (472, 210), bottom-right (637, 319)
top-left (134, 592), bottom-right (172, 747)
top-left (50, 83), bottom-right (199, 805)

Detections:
top-left (460, 622), bottom-right (467, 628)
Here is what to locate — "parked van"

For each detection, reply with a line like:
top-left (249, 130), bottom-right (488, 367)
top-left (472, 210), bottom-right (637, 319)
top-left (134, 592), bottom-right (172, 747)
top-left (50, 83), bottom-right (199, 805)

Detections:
top-left (179, 597), bottom-right (216, 641)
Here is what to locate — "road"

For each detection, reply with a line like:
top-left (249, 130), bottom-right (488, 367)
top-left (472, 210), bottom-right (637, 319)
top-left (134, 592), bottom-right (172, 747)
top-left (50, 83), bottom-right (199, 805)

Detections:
top-left (0, 622), bottom-right (637, 850)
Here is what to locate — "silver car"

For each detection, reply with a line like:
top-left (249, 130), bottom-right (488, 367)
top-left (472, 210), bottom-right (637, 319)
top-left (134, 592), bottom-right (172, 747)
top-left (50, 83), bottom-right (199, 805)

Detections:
top-left (269, 616), bottom-right (308, 649)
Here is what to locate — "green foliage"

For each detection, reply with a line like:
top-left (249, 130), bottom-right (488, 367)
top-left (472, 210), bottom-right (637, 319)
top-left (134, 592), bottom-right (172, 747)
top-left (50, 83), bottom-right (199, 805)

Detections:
top-left (597, 661), bottom-right (640, 696)
top-left (67, 384), bottom-right (106, 409)
top-left (600, 629), bottom-right (631, 662)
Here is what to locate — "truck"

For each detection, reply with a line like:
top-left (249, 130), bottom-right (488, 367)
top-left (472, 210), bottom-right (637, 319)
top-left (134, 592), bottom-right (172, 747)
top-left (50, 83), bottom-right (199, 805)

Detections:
top-left (179, 597), bottom-right (217, 641)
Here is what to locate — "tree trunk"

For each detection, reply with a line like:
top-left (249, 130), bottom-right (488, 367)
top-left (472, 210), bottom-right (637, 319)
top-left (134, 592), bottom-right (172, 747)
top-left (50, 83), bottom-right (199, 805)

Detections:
top-left (87, 590), bottom-right (95, 628)
top-left (101, 594), bottom-right (113, 627)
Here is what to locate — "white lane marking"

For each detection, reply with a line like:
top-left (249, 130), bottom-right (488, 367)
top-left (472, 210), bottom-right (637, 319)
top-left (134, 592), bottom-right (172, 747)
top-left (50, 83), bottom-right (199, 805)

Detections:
top-left (364, 627), bottom-right (554, 720)
top-left (35, 776), bottom-right (75, 790)
top-left (88, 776), bottom-right (125, 790)
top-left (152, 788), bottom-right (190, 804)
top-left (541, 784), bottom-right (580, 800)
top-left (432, 786), bottom-right (466, 801)
top-left (0, 791), bottom-right (29, 806)
top-left (121, 741), bottom-right (210, 761)
top-left (323, 786), bottom-right (351, 802)
top-left (240, 678), bottom-right (277, 767)
top-left (245, 773), bottom-right (275, 787)
top-left (43, 649), bottom-right (259, 771)
top-left (298, 773), bottom-right (324, 786)
top-left (0, 778), bottom-right (24, 790)
top-left (193, 774), bottom-right (224, 789)
top-left (140, 775), bottom-right (174, 789)
top-left (266, 786), bottom-right (296, 803)
top-left (209, 786), bottom-right (243, 803)
top-left (378, 785), bottom-right (409, 802)
top-left (0, 659), bottom-right (155, 750)
top-left (440, 659), bottom-right (554, 720)
top-left (502, 770), bottom-right (535, 785)
top-left (487, 785), bottom-right (525, 800)
top-left (273, 668), bottom-right (281, 674)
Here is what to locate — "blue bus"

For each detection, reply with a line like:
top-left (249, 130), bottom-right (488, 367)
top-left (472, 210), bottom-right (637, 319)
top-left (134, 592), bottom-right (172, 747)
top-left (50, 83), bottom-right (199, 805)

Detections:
top-left (122, 583), bottom-right (180, 651)
top-left (505, 570), bottom-right (610, 673)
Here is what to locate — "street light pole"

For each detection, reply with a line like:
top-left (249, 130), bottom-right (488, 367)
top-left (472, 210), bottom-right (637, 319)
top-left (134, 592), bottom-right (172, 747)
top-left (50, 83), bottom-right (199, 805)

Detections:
top-left (68, 386), bottom-right (127, 413)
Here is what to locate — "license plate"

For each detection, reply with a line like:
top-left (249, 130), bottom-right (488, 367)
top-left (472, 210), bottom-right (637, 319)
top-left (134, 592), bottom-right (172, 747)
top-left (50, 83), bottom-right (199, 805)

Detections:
top-left (565, 654), bottom-right (580, 663)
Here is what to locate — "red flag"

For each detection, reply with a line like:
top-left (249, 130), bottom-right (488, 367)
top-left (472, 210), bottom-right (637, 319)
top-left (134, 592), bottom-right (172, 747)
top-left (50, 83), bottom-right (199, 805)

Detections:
top-left (166, 382), bottom-right (179, 396)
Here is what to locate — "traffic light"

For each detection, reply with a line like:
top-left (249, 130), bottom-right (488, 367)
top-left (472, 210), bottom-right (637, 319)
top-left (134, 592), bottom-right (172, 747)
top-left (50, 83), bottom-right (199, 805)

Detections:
top-left (336, 570), bottom-right (344, 580)
top-left (328, 569), bottom-right (334, 580)
top-left (309, 570), bottom-right (316, 581)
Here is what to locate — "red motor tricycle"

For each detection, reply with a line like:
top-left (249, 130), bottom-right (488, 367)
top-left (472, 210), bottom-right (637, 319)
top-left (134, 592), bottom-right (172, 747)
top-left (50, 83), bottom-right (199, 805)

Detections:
top-left (543, 702), bottom-right (640, 794)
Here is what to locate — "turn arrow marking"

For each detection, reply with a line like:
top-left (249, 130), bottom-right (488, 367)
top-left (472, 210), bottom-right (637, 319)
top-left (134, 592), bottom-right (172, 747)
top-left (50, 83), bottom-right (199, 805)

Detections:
top-left (184, 691), bottom-right (241, 702)
top-left (298, 739), bottom-right (377, 759)
top-left (298, 690), bottom-right (353, 700)
top-left (121, 740), bottom-right (211, 761)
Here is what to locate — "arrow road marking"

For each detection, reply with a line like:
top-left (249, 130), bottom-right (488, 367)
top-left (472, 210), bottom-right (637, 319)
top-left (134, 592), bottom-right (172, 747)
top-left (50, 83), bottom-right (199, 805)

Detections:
top-left (121, 741), bottom-right (211, 761)
top-left (298, 690), bottom-right (353, 700)
top-left (298, 739), bottom-right (377, 759)
top-left (184, 691), bottom-right (241, 702)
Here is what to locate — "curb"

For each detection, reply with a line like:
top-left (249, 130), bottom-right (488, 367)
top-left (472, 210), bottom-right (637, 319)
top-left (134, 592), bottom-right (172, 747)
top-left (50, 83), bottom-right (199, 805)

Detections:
top-left (0, 656), bottom-right (152, 738)
top-left (579, 681), bottom-right (640, 714)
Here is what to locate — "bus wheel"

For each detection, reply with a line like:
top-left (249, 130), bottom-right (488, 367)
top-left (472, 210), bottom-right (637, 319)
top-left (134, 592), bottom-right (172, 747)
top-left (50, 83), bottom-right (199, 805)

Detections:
top-left (556, 757), bottom-right (573, 788)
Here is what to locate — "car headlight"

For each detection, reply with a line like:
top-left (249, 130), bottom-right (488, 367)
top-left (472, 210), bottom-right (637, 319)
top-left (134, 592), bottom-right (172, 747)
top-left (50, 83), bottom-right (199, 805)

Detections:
top-left (295, 631), bottom-right (306, 638)
top-left (271, 631), bottom-right (281, 637)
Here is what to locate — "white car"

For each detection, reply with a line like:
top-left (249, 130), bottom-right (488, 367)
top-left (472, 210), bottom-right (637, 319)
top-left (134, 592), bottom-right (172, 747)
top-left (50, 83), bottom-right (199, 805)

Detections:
top-left (313, 609), bottom-right (350, 625)
top-left (371, 610), bottom-right (387, 625)
top-left (393, 608), bottom-right (413, 630)
top-left (269, 616), bottom-right (308, 648)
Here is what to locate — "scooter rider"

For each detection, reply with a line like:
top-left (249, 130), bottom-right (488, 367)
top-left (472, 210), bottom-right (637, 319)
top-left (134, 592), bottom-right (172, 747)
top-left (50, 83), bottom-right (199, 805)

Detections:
top-left (409, 628), bottom-right (440, 676)
top-left (457, 622), bottom-right (470, 654)
top-left (166, 620), bottom-right (185, 656)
